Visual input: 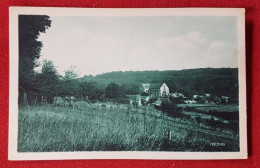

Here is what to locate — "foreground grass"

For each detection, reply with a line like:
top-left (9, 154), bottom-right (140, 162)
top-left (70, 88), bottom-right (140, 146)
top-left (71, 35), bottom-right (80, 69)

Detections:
top-left (18, 105), bottom-right (239, 152)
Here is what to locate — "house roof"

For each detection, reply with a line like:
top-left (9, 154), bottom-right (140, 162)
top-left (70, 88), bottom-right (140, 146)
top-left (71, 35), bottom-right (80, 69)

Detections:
top-left (141, 92), bottom-right (149, 96)
top-left (149, 83), bottom-right (163, 89)
top-left (141, 83), bottom-right (150, 90)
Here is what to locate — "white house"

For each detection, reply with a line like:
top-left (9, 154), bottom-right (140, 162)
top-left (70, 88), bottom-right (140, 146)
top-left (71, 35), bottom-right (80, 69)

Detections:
top-left (142, 83), bottom-right (170, 98)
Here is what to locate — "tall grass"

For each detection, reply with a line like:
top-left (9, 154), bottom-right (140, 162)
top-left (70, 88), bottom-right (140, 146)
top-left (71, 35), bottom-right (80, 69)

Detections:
top-left (18, 105), bottom-right (239, 152)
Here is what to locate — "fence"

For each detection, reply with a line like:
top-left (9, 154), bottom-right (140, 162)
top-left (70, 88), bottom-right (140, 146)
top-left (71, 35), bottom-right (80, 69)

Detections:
top-left (53, 101), bottom-right (239, 142)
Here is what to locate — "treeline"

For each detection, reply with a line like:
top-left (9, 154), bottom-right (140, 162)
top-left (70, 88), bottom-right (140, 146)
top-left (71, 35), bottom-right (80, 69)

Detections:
top-left (82, 68), bottom-right (238, 98)
top-left (20, 60), bottom-right (131, 104)
top-left (23, 66), bottom-right (238, 105)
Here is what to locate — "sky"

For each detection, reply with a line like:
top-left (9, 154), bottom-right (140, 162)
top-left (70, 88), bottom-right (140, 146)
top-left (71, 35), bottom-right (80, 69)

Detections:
top-left (37, 16), bottom-right (238, 76)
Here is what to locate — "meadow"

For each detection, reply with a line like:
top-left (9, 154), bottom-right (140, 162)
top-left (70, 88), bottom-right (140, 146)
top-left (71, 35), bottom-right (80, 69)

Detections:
top-left (177, 104), bottom-right (239, 112)
top-left (18, 105), bottom-right (239, 152)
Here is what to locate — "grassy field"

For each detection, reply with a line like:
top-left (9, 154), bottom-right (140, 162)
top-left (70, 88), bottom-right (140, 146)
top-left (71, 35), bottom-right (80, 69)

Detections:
top-left (178, 104), bottom-right (238, 112)
top-left (18, 105), bottom-right (239, 152)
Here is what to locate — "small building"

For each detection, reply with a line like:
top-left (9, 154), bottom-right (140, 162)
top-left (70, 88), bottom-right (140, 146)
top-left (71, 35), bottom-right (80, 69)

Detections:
top-left (222, 96), bottom-right (230, 103)
top-left (140, 82), bottom-right (170, 99)
top-left (140, 83), bottom-right (150, 93)
top-left (127, 95), bottom-right (142, 106)
top-left (205, 93), bottom-right (211, 97)
top-left (193, 95), bottom-right (199, 99)
top-left (184, 100), bottom-right (197, 104)
top-left (170, 92), bottom-right (186, 98)
top-left (149, 83), bottom-right (170, 98)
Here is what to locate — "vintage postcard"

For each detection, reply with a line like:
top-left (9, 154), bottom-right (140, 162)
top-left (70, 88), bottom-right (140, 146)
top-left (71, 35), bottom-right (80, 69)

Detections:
top-left (9, 7), bottom-right (247, 160)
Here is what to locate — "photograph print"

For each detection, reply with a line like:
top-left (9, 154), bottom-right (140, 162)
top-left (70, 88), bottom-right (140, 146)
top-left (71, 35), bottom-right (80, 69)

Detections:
top-left (9, 7), bottom-right (247, 160)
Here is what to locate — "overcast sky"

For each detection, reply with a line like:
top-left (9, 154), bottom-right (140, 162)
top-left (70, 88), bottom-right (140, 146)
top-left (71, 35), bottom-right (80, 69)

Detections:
top-left (38, 16), bottom-right (238, 76)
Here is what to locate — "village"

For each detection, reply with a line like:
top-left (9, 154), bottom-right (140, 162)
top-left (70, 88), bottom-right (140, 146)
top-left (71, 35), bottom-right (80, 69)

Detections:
top-left (127, 82), bottom-right (232, 108)
top-left (25, 81), bottom-right (233, 111)
top-left (47, 81), bottom-right (237, 121)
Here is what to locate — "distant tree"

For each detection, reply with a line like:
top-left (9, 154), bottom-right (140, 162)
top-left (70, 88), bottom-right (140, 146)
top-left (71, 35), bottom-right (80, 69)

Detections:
top-left (57, 79), bottom-right (80, 97)
top-left (35, 60), bottom-right (60, 95)
top-left (41, 60), bottom-right (58, 75)
top-left (169, 97), bottom-right (184, 104)
top-left (105, 83), bottom-right (120, 99)
top-left (120, 83), bottom-right (139, 95)
top-left (80, 81), bottom-right (103, 101)
top-left (19, 15), bottom-right (51, 92)
top-left (63, 66), bottom-right (78, 81)
top-left (56, 66), bottom-right (80, 96)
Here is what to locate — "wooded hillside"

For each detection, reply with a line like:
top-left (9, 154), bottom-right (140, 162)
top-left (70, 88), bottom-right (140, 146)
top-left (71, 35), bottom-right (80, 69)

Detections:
top-left (81, 68), bottom-right (238, 98)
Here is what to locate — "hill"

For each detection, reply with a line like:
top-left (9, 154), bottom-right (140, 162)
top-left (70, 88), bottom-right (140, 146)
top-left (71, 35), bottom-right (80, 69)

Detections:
top-left (80, 68), bottom-right (238, 98)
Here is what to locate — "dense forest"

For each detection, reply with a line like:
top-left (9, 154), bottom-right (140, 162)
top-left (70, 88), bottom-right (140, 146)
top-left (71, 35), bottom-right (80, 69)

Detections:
top-left (81, 68), bottom-right (238, 98)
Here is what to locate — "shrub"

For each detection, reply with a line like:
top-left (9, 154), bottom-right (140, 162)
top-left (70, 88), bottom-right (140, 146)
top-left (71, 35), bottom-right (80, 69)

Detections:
top-left (156, 101), bottom-right (184, 118)
top-left (169, 97), bottom-right (185, 104)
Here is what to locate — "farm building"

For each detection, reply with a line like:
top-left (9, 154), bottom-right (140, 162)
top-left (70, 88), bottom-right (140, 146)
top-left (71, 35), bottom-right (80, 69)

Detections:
top-left (140, 83), bottom-right (150, 93)
top-left (170, 92), bottom-right (186, 98)
top-left (129, 83), bottom-right (170, 106)
top-left (140, 83), bottom-right (170, 98)
top-left (205, 93), bottom-right (211, 97)
top-left (222, 96), bottom-right (230, 103)
top-left (127, 95), bottom-right (142, 106)
top-left (149, 83), bottom-right (169, 98)
top-left (193, 95), bottom-right (199, 99)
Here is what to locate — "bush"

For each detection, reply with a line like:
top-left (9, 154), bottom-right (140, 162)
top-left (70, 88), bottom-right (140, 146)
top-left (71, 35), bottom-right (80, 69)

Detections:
top-left (148, 98), bottom-right (157, 104)
top-left (169, 97), bottom-right (184, 104)
top-left (105, 83), bottom-right (120, 99)
top-left (155, 101), bottom-right (184, 118)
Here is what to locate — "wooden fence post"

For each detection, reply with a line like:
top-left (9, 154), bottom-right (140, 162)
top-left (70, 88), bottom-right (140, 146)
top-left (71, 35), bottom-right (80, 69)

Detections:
top-left (168, 129), bottom-right (171, 141)
top-left (34, 95), bottom-right (37, 105)
top-left (127, 105), bottom-right (131, 123)
top-left (23, 92), bottom-right (29, 106)
top-left (143, 108), bottom-right (146, 133)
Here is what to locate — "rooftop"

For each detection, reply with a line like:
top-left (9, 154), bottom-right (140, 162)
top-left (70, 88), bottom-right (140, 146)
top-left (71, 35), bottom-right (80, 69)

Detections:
top-left (149, 83), bottom-right (163, 89)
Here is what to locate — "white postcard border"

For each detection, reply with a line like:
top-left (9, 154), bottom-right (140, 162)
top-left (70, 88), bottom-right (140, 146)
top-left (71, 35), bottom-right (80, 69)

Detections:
top-left (9, 7), bottom-right (247, 160)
